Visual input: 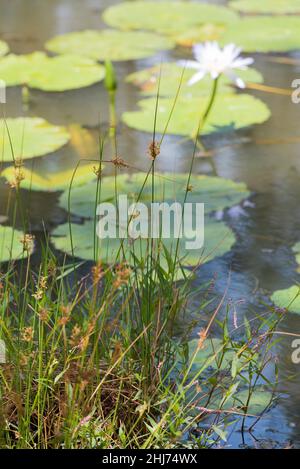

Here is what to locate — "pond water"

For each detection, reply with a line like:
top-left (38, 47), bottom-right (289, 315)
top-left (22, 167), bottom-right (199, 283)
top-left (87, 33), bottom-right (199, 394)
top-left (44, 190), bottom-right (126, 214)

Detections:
top-left (0, 0), bottom-right (300, 448)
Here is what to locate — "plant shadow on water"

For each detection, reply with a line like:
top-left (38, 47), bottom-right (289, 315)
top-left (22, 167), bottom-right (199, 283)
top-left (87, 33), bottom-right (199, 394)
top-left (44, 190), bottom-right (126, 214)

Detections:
top-left (0, 0), bottom-right (300, 449)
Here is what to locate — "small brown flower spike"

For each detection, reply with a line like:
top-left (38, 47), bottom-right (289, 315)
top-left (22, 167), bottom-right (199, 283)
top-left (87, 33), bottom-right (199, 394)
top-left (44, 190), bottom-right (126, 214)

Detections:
top-left (148, 141), bottom-right (160, 160)
top-left (111, 156), bottom-right (128, 168)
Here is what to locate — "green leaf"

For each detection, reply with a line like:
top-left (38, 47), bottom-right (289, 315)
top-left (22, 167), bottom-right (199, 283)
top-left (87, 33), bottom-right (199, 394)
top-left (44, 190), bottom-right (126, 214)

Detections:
top-left (51, 216), bottom-right (235, 266)
top-left (126, 62), bottom-right (264, 98)
top-left (0, 117), bottom-right (70, 162)
top-left (186, 338), bottom-right (255, 372)
top-left (53, 172), bottom-right (250, 266)
top-left (0, 52), bottom-right (105, 91)
top-left (221, 17), bottom-right (300, 52)
top-left (292, 241), bottom-right (300, 266)
top-left (0, 40), bottom-right (9, 57)
top-left (58, 172), bottom-right (250, 218)
top-left (45, 30), bottom-right (175, 62)
top-left (1, 163), bottom-right (97, 192)
top-left (122, 94), bottom-right (271, 137)
top-left (271, 285), bottom-right (300, 314)
top-left (223, 388), bottom-right (273, 415)
top-left (102, 1), bottom-right (238, 36)
top-left (0, 225), bottom-right (33, 262)
top-left (229, 0), bottom-right (300, 14)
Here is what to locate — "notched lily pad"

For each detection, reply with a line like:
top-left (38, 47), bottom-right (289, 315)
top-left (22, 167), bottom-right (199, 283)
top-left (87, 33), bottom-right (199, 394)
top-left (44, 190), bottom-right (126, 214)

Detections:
top-left (1, 163), bottom-right (98, 192)
top-left (0, 225), bottom-right (33, 262)
top-left (229, 0), bottom-right (300, 14)
top-left (0, 52), bottom-right (105, 91)
top-left (126, 62), bottom-right (263, 98)
top-left (0, 40), bottom-right (9, 57)
top-left (102, 1), bottom-right (238, 36)
top-left (0, 117), bottom-right (70, 162)
top-left (45, 30), bottom-right (175, 61)
top-left (122, 94), bottom-right (271, 137)
top-left (221, 17), bottom-right (300, 52)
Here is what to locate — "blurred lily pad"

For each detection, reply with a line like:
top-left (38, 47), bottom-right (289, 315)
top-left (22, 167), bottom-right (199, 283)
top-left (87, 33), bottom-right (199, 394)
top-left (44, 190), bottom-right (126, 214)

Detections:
top-left (271, 285), bottom-right (300, 314)
top-left (1, 163), bottom-right (97, 192)
top-left (45, 30), bottom-right (175, 61)
top-left (229, 0), bottom-right (300, 14)
top-left (102, 1), bottom-right (238, 36)
top-left (0, 40), bottom-right (9, 57)
top-left (0, 52), bottom-right (105, 91)
top-left (186, 337), bottom-right (257, 372)
top-left (59, 172), bottom-right (250, 218)
top-left (0, 118), bottom-right (70, 162)
top-left (225, 388), bottom-right (273, 414)
top-left (126, 62), bottom-right (264, 98)
top-left (0, 225), bottom-right (33, 262)
top-left (292, 241), bottom-right (300, 266)
top-left (122, 94), bottom-right (271, 137)
top-left (221, 17), bottom-right (300, 52)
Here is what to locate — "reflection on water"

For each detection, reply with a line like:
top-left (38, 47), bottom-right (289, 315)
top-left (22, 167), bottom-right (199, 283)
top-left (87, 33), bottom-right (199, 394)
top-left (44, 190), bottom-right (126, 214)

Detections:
top-left (1, 0), bottom-right (300, 448)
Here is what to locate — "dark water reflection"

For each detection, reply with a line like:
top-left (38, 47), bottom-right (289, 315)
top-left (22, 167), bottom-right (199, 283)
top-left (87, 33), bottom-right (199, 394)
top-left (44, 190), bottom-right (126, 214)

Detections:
top-left (0, 0), bottom-right (300, 448)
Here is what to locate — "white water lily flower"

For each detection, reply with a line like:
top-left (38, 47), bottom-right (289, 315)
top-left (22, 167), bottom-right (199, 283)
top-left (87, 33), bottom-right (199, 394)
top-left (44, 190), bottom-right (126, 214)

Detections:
top-left (179, 42), bottom-right (254, 89)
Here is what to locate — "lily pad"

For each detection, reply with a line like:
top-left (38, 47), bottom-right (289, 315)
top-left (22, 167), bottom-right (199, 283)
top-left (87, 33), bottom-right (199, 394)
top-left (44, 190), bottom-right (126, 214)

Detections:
top-left (45, 30), bottom-right (175, 62)
top-left (122, 94), bottom-right (271, 137)
top-left (220, 17), bottom-right (300, 52)
top-left (0, 225), bottom-right (33, 262)
top-left (186, 338), bottom-right (255, 371)
top-left (292, 241), bottom-right (300, 266)
top-left (51, 216), bottom-right (235, 267)
top-left (229, 0), bottom-right (300, 14)
top-left (52, 172), bottom-right (250, 266)
top-left (102, 2), bottom-right (238, 36)
top-left (0, 118), bottom-right (70, 162)
top-left (126, 62), bottom-right (264, 98)
top-left (0, 52), bottom-right (105, 91)
top-left (271, 285), bottom-right (300, 314)
top-left (0, 40), bottom-right (9, 57)
top-left (1, 163), bottom-right (98, 192)
top-left (58, 172), bottom-right (250, 219)
top-left (224, 388), bottom-right (273, 415)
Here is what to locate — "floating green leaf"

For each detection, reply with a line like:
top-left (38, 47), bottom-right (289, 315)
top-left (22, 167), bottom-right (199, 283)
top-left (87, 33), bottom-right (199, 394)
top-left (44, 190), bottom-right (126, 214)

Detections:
top-left (221, 388), bottom-right (274, 415)
top-left (1, 163), bottom-right (98, 192)
top-left (186, 338), bottom-right (257, 372)
top-left (0, 40), bottom-right (9, 57)
top-left (0, 52), bottom-right (105, 91)
top-left (271, 241), bottom-right (300, 314)
top-left (122, 94), bottom-right (271, 137)
top-left (271, 285), bottom-right (300, 314)
top-left (126, 62), bottom-right (264, 98)
top-left (58, 172), bottom-right (250, 219)
top-left (229, 0), bottom-right (300, 14)
top-left (51, 216), bottom-right (235, 267)
top-left (0, 118), bottom-right (70, 162)
top-left (102, 1), bottom-right (238, 35)
top-left (45, 30), bottom-right (175, 61)
top-left (52, 172), bottom-right (250, 266)
top-left (0, 225), bottom-right (33, 262)
top-left (292, 241), bottom-right (300, 266)
top-left (221, 17), bottom-right (300, 52)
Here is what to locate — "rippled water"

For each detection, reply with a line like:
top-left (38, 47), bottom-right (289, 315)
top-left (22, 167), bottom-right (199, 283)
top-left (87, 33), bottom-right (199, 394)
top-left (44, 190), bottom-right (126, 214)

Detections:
top-left (0, 0), bottom-right (300, 448)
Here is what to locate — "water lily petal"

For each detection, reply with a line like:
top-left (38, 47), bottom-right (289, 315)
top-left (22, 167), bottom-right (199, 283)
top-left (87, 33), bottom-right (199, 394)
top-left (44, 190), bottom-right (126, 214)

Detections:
top-left (187, 70), bottom-right (206, 85)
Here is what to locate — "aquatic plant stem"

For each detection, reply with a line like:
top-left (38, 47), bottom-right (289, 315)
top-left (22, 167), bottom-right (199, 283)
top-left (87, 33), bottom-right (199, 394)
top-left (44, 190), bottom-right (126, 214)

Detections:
top-left (171, 77), bottom-right (219, 283)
